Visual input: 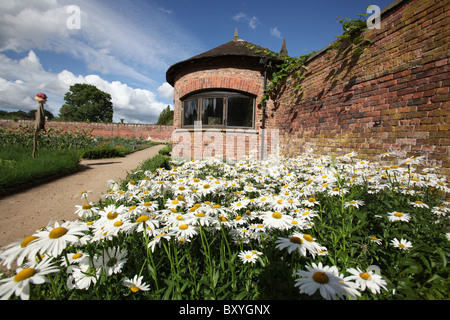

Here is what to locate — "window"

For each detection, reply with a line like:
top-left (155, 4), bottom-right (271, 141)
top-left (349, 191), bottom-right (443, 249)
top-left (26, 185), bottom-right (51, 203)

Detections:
top-left (182, 91), bottom-right (255, 128)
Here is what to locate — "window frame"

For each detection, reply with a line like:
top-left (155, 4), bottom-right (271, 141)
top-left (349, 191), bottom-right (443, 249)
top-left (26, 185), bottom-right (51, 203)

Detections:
top-left (181, 90), bottom-right (256, 129)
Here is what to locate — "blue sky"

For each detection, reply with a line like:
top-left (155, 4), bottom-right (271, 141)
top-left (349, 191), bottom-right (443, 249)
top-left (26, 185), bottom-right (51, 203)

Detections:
top-left (0, 0), bottom-right (393, 123)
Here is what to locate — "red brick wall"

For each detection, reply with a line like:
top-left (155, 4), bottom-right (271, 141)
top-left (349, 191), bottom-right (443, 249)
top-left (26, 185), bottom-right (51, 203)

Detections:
top-left (0, 119), bottom-right (173, 142)
top-left (273, 0), bottom-right (449, 174)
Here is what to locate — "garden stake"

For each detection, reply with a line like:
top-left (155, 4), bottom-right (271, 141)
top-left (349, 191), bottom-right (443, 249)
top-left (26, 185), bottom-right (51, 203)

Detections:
top-left (32, 92), bottom-right (47, 158)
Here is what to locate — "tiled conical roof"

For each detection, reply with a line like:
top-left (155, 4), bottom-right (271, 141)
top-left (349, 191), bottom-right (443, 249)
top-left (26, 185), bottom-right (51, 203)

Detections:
top-left (166, 37), bottom-right (281, 86)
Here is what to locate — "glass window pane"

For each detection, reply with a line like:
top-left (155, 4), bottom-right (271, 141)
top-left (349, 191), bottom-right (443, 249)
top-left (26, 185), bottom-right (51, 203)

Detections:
top-left (226, 96), bottom-right (254, 128)
top-left (183, 100), bottom-right (198, 126)
top-left (202, 98), bottom-right (224, 125)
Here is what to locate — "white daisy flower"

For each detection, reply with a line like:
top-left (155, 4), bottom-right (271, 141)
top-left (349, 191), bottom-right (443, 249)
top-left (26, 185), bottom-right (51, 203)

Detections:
top-left (345, 267), bottom-right (388, 294)
top-left (344, 200), bottom-right (365, 209)
top-left (0, 236), bottom-right (40, 269)
top-left (0, 257), bottom-right (59, 300)
top-left (74, 202), bottom-right (98, 219)
top-left (275, 233), bottom-right (311, 256)
top-left (99, 247), bottom-right (128, 276)
top-left (67, 264), bottom-right (100, 290)
top-left (370, 236), bottom-right (383, 245)
top-left (301, 197), bottom-right (319, 208)
top-left (61, 251), bottom-right (89, 267)
top-left (31, 221), bottom-right (89, 258)
top-left (262, 211), bottom-right (293, 230)
top-left (294, 262), bottom-right (354, 300)
top-left (387, 211), bottom-right (411, 222)
top-left (238, 250), bottom-right (259, 264)
top-left (390, 238), bottom-right (413, 250)
top-left (409, 200), bottom-right (429, 209)
top-left (123, 275), bottom-right (151, 293)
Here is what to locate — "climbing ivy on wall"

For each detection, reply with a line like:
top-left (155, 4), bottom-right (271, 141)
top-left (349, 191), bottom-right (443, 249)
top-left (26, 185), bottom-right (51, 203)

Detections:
top-left (246, 10), bottom-right (373, 102)
top-left (329, 12), bottom-right (373, 55)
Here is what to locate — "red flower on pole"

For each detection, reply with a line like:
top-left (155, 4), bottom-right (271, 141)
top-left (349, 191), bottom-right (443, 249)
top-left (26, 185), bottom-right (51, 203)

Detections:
top-left (34, 92), bottom-right (47, 103)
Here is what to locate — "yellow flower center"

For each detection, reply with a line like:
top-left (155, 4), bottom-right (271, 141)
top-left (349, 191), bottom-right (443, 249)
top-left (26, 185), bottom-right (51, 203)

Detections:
top-left (172, 200), bottom-right (179, 204)
top-left (20, 236), bottom-right (38, 248)
top-left (107, 211), bottom-right (118, 220)
top-left (308, 198), bottom-right (316, 203)
top-left (179, 224), bottom-right (188, 230)
top-left (398, 243), bottom-right (405, 248)
top-left (203, 184), bottom-right (210, 189)
top-left (49, 227), bottom-right (68, 239)
top-left (212, 204), bottom-right (221, 209)
top-left (144, 202), bottom-right (152, 207)
top-left (219, 216), bottom-right (228, 222)
top-left (394, 212), bottom-right (403, 217)
top-left (235, 215), bottom-right (242, 221)
top-left (312, 272), bottom-right (329, 284)
top-left (272, 212), bottom-right (282, 219)
top-left (290, 236), bottom-right (303, 244)
top-left (303, 234), bottom-right (314, 242)
top-left (176, 215), bottom-right (184, 221)
top-left (414, 200), bottom-right (423, 204)
top-left (130, 286), bottom-right (140, 293)
top-left (136, 215), bottom-right (149, 222)
top-left (195, 212), bottom-right (206, 217)
top-left (360, 272), bottom-right (372, 281)
top-left (114, 221), bottom-right (123, 227)
top-left (14, 268), bottom-right (37, 282)
top-left (72, 253), bottom-right (83, 260)
top-left (245, 255), bottom-right (252, 259)
top-left (82, 204), bottom-right (92, 210)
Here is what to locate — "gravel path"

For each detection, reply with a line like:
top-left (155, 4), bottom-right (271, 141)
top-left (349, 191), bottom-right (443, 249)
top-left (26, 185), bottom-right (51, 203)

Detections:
top-left (0, 144), bottom-right (164, 248)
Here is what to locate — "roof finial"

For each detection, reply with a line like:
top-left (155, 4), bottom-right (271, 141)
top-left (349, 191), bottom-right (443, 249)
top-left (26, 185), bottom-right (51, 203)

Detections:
top-left (280, 38), bottom-right (288, 55)
top-left (233, 28), bottom-right (239, 41)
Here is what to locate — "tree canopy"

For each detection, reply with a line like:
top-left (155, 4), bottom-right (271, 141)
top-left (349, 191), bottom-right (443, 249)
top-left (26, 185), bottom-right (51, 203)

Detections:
top-left (156, 105), bottom-right (174, 125)
top-left (59, 83), bottom-right (113, 123)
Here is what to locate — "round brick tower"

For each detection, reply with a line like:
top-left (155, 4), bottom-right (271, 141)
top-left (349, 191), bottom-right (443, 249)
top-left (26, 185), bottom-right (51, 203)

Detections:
top-left (166, 30), bottom-right (283, 161)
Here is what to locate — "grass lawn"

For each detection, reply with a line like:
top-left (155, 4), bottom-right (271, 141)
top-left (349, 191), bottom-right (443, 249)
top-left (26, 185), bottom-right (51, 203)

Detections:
top-left (0, 145), bottom-right (81, 194)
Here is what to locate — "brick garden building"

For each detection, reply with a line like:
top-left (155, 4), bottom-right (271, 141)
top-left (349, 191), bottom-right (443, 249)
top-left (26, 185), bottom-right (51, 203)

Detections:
top-left (166, 29), bottom-right (283, 161)
top-left (168, 0), bottom-right (448, 172)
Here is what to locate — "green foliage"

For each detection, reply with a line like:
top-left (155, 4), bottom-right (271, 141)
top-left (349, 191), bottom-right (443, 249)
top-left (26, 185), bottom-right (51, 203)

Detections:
top-left (0, 109), bottom-right (54, 120)
top-left (59, 83), bottom-right (113, 123)
top-left (81, 144), bottom-right (131, 159)
top-left (245, 44), bottom-right (315, 103)
top-left (158, 143), bottom-right (172, 156)
top-left (156, 106), bottom-right (174, 125)
top-left (328, 12), bottom-right (372, 55)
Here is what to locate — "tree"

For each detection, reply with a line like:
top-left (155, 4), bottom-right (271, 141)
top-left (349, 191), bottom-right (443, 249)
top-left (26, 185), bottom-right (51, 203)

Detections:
top-left (156, 105), bottom-right (174, 125)
top-left (59, 83), bottom-right (113, 122)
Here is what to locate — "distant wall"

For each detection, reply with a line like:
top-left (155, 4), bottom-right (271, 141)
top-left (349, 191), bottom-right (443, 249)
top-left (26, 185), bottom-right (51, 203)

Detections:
top-left (0, 119), bottom-right (174, 142)
top-left (273, 0), bottom-right (449, 173)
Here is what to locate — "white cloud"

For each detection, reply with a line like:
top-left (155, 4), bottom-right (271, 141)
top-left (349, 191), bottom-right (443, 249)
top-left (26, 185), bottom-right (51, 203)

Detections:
top-left (0, 0), bottom-right (201, 84)
top-left (0, 51), bottom-right (170, 123)
top-left (233, 12), bottom-right (247, 22)
top-left (0, 0), bottom-right (199, 124)
top-left (270, 27), bottom-right (282, 39)
top-left (232, 12), bottom-right (260, 30)
top-left (157, 82), bottom-right (174, 100)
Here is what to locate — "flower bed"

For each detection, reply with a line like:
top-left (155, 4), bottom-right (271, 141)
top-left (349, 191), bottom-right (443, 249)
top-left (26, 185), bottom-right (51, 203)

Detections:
top-left (0, 151), bottom-right (449, 300)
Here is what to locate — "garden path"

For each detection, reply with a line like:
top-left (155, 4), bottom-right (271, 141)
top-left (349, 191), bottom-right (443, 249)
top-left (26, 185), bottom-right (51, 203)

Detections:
top-left (0, 144), bottom-right (164, 248)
